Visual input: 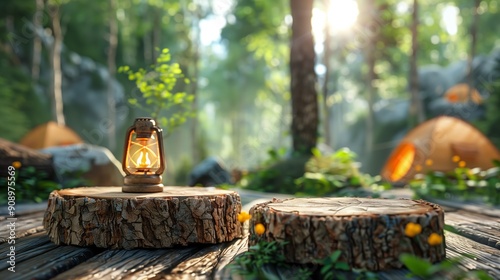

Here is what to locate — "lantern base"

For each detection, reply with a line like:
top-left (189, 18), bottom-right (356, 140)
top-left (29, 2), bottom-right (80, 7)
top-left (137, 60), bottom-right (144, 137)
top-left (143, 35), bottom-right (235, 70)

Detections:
top-left (123, 174), bottom-right (163, 193)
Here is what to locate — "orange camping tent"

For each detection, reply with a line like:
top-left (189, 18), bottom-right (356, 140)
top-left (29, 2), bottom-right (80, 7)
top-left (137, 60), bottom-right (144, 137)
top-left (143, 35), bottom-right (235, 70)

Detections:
top-left (444, 83), bottom-right (483, 104)
top-left (19, 121), bottom-right (84, 149)
top-left (381, 116), bottom-right (500, 183)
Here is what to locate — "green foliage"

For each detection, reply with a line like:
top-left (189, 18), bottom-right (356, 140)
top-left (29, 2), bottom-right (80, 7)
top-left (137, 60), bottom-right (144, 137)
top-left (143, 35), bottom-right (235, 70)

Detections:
top-left (409, 164), bottom-right (500, 205)
top-left (241, 151), bottom-right (309, 194)
top-left (119, 48), bottom-right (194, 136)
top-left (233, 240), bottom-right (313, 280)
top-left (203, 0), bottom-right (289, 167)
top-left (0, 75), bottom-right (31, 141)
top-left (242, 147), bottom-right (389, 197)
top-left (0, 54), bottom-right (49, 141)
top-left (400, 253), bottom-right (493, 280)
top-left (173, 156), bottom-right (193, 185)
top-left (475, 55), bottom-right (500, 149)
top-left (62, 0), bottom-right (109, 65)
top-left (0, 166), bottom-right (60, 203)
top-left (0, 0), bottom-right (36, 42)
top-left (233, 240), bottom-right (287, 279)
top-left (319, 251), bottom-right (378, 280)
top-left (61, 168), bottom-right (91, 189)
top-left (320, 250), bottom-right (350, 280)
top-left (239, 241), bottom-right (287, 270)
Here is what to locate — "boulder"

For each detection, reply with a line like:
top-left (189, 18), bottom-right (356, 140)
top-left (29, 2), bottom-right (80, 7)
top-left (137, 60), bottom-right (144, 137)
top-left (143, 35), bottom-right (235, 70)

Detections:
top-left (188, 157), bottom-right (232, 187)
top-left (41, 144), bottom-right (124, 187)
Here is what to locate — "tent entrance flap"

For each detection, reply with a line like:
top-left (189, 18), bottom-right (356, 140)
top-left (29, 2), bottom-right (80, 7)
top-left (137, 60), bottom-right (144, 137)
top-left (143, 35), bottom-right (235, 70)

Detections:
top-left (386, 143), bottom-right (415, 181)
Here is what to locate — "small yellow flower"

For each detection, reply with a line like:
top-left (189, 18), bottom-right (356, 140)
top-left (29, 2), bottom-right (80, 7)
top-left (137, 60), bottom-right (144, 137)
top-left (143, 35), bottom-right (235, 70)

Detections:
top-left (415, 164), bottom-right (422, 172)
top-left (458, 161), bottom-right (466, 168)
top-left (12, 161), bottom-right (22, 169)
top-left (452, 155), bottom-right (460, 163)
top-left (405, 222), bottom-right (422, 238)
top-left (428, 233), bottom-right (443, 246)
top-left (237, 211), bottom-right (251, 223)
top-left (425, 159), bottom-right (433, 166)
top-left (254, 223), bottom-right (265, 235)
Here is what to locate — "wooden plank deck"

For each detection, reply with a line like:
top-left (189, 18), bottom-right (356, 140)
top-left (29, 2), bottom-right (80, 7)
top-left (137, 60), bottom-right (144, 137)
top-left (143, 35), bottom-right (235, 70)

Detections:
top-left (0, 198), bottom-right (499, 280)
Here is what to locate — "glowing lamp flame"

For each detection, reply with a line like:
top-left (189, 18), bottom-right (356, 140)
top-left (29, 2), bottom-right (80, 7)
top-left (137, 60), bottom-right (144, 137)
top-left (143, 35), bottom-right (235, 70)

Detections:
top-left (137, 149), bottom-right (152, 168)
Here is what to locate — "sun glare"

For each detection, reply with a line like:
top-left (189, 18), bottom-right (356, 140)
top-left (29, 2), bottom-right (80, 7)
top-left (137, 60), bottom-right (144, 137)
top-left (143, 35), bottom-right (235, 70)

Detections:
top-left (328, 0), bottom-right (359, 32)
top-left (312, 0), bottom-right (359, 43)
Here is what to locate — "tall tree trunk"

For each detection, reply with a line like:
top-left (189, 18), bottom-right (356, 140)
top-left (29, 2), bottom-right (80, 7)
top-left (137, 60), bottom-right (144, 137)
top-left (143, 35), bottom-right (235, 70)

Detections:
top-left (179, 0), bottom-right (201, 163)
top-left (32, 0), bottom-right (44, 81)
top-left (107, 0), bottom-right (118, 151)
top-left (190, 23), bottom-right (201, 163)
top-left (466, 0), bottom-right (480, 101)
top-left (364, 0), bottom-right (378, 157)
top-left (290, 0), bottom-right (318, 154)
top-left (322, 0), bottom-right (332, 147)
top-left (366, 52), bottom-right (375, 155)
top-left (4, 17), bottom-right (21, 65)
top-left (143, 32), bottom-right (152, 64)
top-left (409, 0), bottom-right (424, 125)
top-left (152, 9), bottom-right (161, 62)
top-left (49, 4), bottom-right (65, 126)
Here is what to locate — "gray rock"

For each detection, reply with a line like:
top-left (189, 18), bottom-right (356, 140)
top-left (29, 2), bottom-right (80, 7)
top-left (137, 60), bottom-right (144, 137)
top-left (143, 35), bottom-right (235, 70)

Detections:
top-left (188, 157), bottom-right (232, 187)
top-left (41, 144), bottom-right (125, 187)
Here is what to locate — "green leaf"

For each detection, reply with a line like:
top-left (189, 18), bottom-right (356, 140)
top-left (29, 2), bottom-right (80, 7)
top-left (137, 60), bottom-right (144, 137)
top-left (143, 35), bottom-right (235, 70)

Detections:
top-left (472, 270), bottom-right (494, 280)
top-left (399, 254), bottom-right (432, 277)
top-left (331, 251), bottom-right (342, 261)
top-left (335, 262), bottom-right (351, 271)
top-left (444, 224), bottom-right (459, 234)
top-left (311, 147), bottom-right (322, 157)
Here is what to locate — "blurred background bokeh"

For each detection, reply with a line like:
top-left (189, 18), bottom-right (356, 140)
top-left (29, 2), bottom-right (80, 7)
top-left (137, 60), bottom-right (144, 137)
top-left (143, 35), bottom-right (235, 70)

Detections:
top-left (0, 0), bottom-right (499, 189)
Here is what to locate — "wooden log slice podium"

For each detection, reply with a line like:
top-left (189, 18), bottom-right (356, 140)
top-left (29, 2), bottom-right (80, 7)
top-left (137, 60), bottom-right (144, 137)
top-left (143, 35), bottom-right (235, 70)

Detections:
top-left (249, 197), bottom-right (445, 271)
top-left (43, 187), bottom-right (243, 249)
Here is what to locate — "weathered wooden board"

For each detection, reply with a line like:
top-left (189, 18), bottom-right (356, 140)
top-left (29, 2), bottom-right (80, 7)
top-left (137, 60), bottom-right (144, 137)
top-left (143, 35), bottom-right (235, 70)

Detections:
top-left (52, 246), bottom-right (198, 280)
top-left (0, 201), bottom-right (47, 217)
top-left (168, 243), bottom-right (229, 278)
top-left (0, 232), bottom-right (53, 271)
top-left (425, 197), bottom-right (500, 218)
top-left (445, 211), bottom-right (500, 249)
top-left (213, 237), bottom-right (249, 280)
top-left (0, 212), bottom-right (45, 244)
top-left (43, 186), bottom-right (243, 249)
top-left (0, 232), bottom-right (101, 280)
top-left (51, 237), bottom-right (247, 280)
top-left (445, 231), bottom-right (500, 278)
top-left (249, 197), bottom-right (446, 270)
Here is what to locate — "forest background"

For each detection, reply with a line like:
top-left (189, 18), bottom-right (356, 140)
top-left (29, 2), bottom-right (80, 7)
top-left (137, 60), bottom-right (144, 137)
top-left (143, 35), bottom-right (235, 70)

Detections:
top-left (1, 0), bottom-right (499, 185)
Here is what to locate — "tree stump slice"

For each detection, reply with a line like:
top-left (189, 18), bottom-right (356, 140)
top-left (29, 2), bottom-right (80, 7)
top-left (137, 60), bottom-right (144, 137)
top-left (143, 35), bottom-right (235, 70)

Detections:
top-left (249, 197), bottom-right (445, 270)
top-left (43, 187), bottom-right (243, 249)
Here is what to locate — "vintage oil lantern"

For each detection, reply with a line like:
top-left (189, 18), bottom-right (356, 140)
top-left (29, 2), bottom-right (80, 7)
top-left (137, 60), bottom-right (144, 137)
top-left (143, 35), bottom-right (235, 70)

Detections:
top-left (122, 117), bottom-right (165, 192)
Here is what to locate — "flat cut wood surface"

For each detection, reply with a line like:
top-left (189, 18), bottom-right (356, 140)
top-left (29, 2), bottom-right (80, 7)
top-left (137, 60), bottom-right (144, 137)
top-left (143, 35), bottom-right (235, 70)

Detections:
top-left (264, 197), bottom-right (436, 216)
top-left (57, 186), bottom-right (237, 198)
top-left (0, 195), bottom-right (499, 279)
